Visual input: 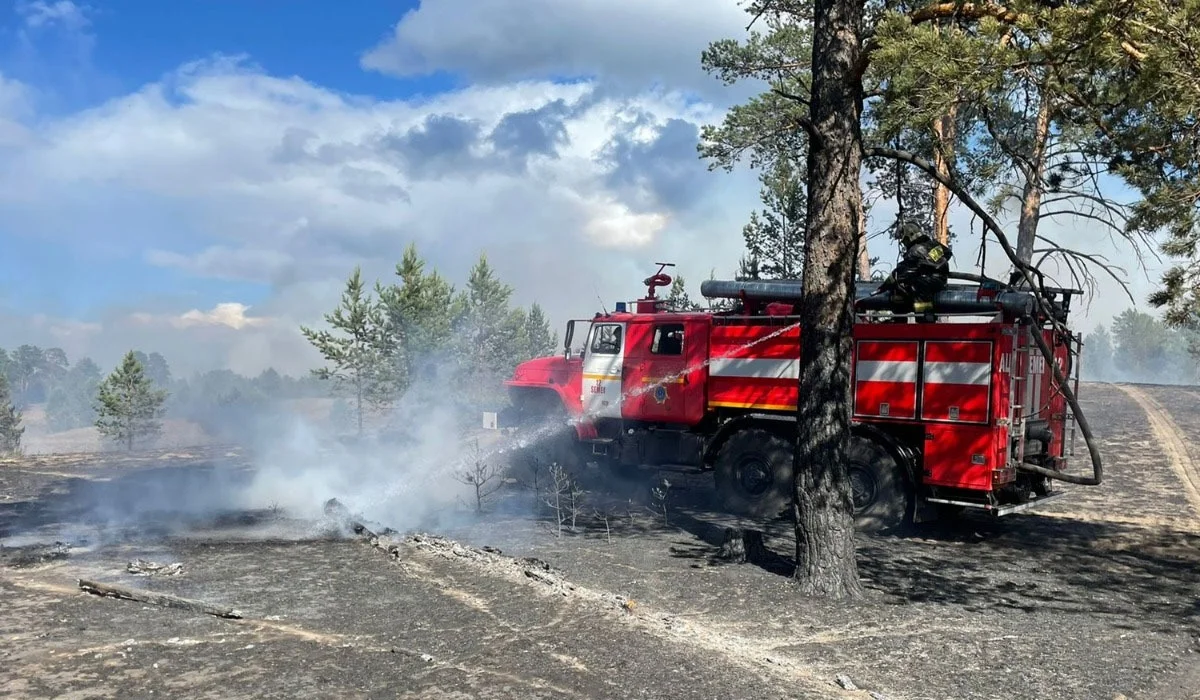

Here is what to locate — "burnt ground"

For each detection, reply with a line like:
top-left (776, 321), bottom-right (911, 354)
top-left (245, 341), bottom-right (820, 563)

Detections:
top-left (1, 383), bottom-right (1198, 699)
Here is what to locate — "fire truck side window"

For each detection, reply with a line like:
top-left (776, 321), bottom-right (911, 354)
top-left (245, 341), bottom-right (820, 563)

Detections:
top-left (590, 324), bottom-right (622, 355)
top-left (651, 323), bottom-right (684, 355)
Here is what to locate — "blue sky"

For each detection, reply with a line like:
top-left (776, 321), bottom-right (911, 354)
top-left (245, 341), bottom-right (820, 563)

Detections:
top-left (0, 1), bottom-right (463, 108)
top-left (0, 0), bottom-right (448, 318)
top-left (0, 0), bottom-right (1168, 376)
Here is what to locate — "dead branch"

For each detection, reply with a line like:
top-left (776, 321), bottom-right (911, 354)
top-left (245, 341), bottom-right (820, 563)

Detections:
top-left (455, 440), bottom-right (504, 514)
top-left (542, 463), bottom-right (584, 537)
top-left (1032, 235), bottom-right (1135, 304)
top-left (78, 578), bottom-right (243, 619)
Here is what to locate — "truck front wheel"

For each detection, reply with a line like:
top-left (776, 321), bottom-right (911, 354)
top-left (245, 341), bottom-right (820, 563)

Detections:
top-left (713, 428), bottom-right (793, 520)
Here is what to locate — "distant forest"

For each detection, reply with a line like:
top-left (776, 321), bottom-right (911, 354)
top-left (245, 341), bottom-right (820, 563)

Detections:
top-left (1082, 308), bottom-right (1200, 384)
top-left (0, 343), bottom-right (329, 441)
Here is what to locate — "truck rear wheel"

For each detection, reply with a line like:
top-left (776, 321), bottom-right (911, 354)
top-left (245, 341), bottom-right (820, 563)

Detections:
top-left (713, 428), bottom-right (913, 530)
top-left (713, 428), bottom-right (793, 520)
top-left (846, 436), bottom-right (913, 533)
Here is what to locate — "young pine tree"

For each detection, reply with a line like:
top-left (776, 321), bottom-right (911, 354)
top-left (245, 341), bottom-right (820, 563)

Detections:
top-left (665, 275), bottom-right (702, 311)
top-left (740, 157), bottom-right (807, 280)
top-left (376, 243), bottom-right (464, 386)
top-left (301, 266), bottom-right (399, 437)
top-left (95, 351), bottom-right (169, 451)
top-left (525, 303), bottom-right (559, 359)
top-left (453, 254), bottom-right (528, 408)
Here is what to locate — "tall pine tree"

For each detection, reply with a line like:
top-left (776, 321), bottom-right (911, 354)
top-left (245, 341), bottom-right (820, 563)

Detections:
top-left (95, 351), bottom-right (168, 451)
top-left (703, 0), bottom-right (1200, 598)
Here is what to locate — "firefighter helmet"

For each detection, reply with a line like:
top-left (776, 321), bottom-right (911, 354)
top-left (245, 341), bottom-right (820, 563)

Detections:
top-left (897, 221), bottom-right (924, 247)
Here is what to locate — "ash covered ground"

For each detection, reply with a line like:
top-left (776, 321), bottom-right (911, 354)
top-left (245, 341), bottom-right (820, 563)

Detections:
top-left (1, 383), bottom-right (1198, 699)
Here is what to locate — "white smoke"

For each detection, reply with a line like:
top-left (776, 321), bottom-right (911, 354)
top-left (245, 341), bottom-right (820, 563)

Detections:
top-left (237, 384), bottom-right (481, 530)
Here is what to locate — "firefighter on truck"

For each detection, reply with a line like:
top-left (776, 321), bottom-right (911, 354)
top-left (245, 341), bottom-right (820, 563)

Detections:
top-left (876, 222), bottom-right (953, 322)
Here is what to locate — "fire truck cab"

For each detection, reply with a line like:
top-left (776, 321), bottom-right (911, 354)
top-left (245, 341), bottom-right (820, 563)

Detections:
top-left (489, 268), bottom-right (1085, 532)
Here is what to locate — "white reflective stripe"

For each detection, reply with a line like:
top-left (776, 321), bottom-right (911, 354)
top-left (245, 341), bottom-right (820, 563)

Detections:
top-left (924, 361), bottom-right (990, 386)
top-left (709, 357), bottom-right (799, 379)
top-left (856, 360), bottom-right (918, 383)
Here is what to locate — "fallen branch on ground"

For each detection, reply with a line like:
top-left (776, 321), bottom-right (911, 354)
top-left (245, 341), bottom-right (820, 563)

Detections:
top-left (78, 578), bottom-right (242, 619)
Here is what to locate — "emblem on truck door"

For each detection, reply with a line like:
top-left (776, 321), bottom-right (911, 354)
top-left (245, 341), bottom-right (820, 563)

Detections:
top-left (653, 385), bottom-right (668, 404)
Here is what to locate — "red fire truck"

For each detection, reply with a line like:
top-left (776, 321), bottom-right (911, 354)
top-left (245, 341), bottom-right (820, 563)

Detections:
top-left (487, 266), bottom-right (1091, 532)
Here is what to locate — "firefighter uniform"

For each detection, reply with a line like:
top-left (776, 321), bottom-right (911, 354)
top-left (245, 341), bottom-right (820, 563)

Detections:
top-left (880, 224), bottom-right (952, 322)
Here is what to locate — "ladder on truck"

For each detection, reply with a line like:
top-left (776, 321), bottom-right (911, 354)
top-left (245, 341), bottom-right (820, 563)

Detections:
top-left (1008, 325), bottom-right (1082, 477)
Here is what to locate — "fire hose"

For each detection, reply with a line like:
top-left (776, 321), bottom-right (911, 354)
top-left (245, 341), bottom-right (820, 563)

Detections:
top-left (864, 146), bottom-right (1102, 487)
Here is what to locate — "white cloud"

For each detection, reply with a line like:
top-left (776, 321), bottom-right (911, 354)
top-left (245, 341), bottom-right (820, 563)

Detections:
top-left (0, 72), bottom-right (33, 116)
top-left (144, 246), bottom-right (295, 283)
top-left (16, 0), bottom-right (90, 31)
top-left (0, 55), bottom-right (763, 375)
top-left (169, 303), bottom-right (269, 331)
top-left (360, 0), bottom-right (756, 100)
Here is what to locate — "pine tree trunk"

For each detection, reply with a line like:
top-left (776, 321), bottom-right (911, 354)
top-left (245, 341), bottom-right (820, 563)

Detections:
top-left (792, 0), bottom-right (865, 598)
top-left (356, 376), bottom-right (364, 438)
top-left (856, 201), bottom-right (871, 280)
top-left (1015, 92), bottom-right (1051, 267)
top-left (932, 105), bottom-right (957, 245)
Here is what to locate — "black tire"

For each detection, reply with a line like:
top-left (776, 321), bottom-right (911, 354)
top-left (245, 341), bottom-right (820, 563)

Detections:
top-left (846, 436), bottom-right (913, 534)
top-left (713, 428), bottom-right (794, 520)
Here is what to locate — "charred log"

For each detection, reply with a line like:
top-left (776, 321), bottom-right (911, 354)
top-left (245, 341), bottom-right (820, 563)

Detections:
top-left (78, 578), bottom-right (242, 619)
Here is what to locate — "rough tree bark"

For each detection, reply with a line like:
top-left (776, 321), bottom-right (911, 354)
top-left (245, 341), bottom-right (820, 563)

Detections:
top-left (932, 106), bottom-right (957, 245)
top-left (1015, 93), bottom-right (1052, 267)
top-left (792, 0), bottom-right (866, 598)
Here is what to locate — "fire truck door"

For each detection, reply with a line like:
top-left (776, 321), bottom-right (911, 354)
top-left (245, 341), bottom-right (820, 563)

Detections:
top-left (581, 321), bottom-right (626, 420)
top-left (623, 319), bottom-right (705, 424)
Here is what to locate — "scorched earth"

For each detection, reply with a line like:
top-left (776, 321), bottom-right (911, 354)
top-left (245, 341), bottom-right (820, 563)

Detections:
top-left (0, 382), bottom-right (1198, 699)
